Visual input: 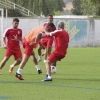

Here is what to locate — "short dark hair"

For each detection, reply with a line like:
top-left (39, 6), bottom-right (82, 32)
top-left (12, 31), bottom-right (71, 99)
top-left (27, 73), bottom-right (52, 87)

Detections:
top-left (47, 23), bottom-right (55, 28)
top-left (48, 14), bottom-right (53, 17)
top-left (13, 18), bottom-right (19, 22)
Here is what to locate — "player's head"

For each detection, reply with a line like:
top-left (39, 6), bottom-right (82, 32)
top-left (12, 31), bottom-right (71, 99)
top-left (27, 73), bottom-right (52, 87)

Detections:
top-left (45, 23), bottom-right (55, 32)
top-left (48, 14), bottom-right (53, 23)
top-left (57, 21), bottom-right (64, 30)
top-left (12, 18), bottom-right (19, 29)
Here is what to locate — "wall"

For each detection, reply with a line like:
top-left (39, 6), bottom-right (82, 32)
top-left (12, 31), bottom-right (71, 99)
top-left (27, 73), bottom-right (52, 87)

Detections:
top-left (1, 17), bottom-right (99, 47)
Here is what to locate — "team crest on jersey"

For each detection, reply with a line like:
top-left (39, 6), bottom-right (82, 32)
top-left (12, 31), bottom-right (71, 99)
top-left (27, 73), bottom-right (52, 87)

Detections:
top-left (18, 31), bottom-right (20, 34)
top-left (11, 35), bottom-right (19, 41)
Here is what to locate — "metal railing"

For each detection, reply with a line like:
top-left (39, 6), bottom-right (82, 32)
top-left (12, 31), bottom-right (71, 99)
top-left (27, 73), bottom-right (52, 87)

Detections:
top-left (0, 0), bottom-right (38, 17)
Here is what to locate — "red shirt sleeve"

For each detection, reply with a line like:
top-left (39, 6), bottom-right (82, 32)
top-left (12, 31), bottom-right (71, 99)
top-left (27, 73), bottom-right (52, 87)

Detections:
top-left (50, 30), bottom-right (61, 36)
top-left (3, 29), bottom-right (9, 37)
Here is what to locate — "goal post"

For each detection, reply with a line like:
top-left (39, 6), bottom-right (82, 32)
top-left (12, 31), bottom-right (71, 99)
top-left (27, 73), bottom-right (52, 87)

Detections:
top-left (0, 8), bottom-right (4, 47)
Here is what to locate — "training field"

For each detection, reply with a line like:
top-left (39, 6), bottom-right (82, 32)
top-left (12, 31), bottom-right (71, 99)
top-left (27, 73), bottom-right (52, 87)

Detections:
top-left (0, 48), bottom-right (100, 100)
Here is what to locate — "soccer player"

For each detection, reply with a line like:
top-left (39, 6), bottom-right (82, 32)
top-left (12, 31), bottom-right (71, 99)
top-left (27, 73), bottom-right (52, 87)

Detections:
top-left (42, 22), bottom-right (69, 81)
top-left (0, 18), bottom-right (22, 74)
top-left (38, 14), bottom-right (56, 63)
top-left (15, 24), bottom-right (55, 80)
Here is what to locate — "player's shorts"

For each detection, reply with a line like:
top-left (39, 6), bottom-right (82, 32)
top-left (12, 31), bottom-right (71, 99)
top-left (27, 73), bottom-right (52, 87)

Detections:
top-left (42, 36), bottom-right (53, 48)
top-left (48, 51), bottom-right (65, 62)
top-left (5, 47), bottom-right (22, 60)
top-left (22, 38), bottom-right (34, 56)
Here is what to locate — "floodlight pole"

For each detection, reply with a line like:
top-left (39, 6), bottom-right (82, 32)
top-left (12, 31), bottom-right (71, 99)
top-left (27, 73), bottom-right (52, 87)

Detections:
top-left (5, 0), bottom-right (8, 27)
top-left (0, 8), bottom-right (4, 46)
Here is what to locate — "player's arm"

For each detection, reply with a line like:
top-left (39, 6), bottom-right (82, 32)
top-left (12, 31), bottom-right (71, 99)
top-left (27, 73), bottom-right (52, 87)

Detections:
top-left (45, 30), bottom-right (59, 36)
top-left (19, 29), bottom-right (22, 43)
top-left (29, 33), bottom-right (42, 46)
top-left (19, 37), bottom-right (22, 44)
top-left (2, 37), bottom-right (7, 49)
top-left (2, 29), bottom-right (8, 49)
top-left (38, 41), bottom-right (45, 49)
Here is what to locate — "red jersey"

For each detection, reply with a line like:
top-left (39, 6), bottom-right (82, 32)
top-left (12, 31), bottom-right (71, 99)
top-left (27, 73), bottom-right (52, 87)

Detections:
top-left (3, 28), bottom-right (22, 48)
top-left (41, 22), bottom-right (56, 48)
top-left (50, 29), bottom-right (69, 55)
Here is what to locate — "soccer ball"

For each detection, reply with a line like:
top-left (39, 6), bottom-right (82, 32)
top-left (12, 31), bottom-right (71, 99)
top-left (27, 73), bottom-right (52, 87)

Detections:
top-left (51, 66), bottom-right (56, 73)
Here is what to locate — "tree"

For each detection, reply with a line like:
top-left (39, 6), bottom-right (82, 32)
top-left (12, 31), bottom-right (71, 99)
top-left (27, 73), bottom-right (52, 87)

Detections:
top-left (71, 0), bottom-right (100, 17)
top-left (71, 0), bottom-right (83, 15)
top-left (86, 0), bottom-right (100, 3)
top-left (33, 0), bottom-right (65, 16)
top-left (9, 0), bottom-right (65, 16)
top-left (81, 0), bottom-right (100, 17)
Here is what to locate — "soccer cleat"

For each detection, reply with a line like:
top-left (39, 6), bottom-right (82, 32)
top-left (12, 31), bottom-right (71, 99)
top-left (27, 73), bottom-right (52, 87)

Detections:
top-left (38, 70), bottom-right (42, 74)
top-left (42, 77), bottom-right (52, 82)
top-left (9, 66), bottom-right (14, 74)
top-left (15, 72), bottom-right (24, 80)
top-left (0, 72), bottom-right (2, 75)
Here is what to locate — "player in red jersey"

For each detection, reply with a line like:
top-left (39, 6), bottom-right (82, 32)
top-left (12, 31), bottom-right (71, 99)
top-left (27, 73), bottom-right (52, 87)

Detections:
top-left (38, 14), bottom-right (56, 64)
top-left (42, 22), bottom-right (69, 81)
top-left (0, 18), bottom-right (22, 75)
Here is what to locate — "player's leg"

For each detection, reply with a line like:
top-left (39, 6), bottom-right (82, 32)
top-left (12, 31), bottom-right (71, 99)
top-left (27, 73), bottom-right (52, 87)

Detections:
top-left (51, 61), bottom-right (56, 72)
top-left (46, 61), bottom-right (56, 77)
top-left (9, 49), bottom-right (22, 73)
top-left (42, 51), bottom-right (63, 81)
top-left (37, 44), bottom-right (43, 62)
top-left (15, 40), bottom-right (33, 80)
top-left (9, 58), bottom-right (22, 74)
top-left (42, 52), bottom-right (57, 81)
top-left (43, 47), bottom-right (52, 63)
top-left (44, 37), bottom-right (53, 63)
top-left (15, 54), bottom-right (30, 80)
top-left (0, 56), bottom-right (10, 74)
top-left (38, 39), bottom-right (47, 62)
top-left (46, 39), bottom-right (57, 69)
top-left (0, 48), bottom-right (12, 74)
top-left (42, 60), bottom-right (52, 81)
top-left (44, 48), bottom-right (47, 63)
top-left (0, 57), bottom-right (10, 69)
top-left (31, 51), bottom-right (42, 74)
top-left (41, 51), bottom-right (46, 56)
top-left (51, 62), bottom-right (56, 66)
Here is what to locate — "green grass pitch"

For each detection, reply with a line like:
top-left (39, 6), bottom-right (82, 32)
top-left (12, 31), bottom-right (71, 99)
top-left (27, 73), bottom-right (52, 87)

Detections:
top-left (0, 47), bottom-right (100, 100)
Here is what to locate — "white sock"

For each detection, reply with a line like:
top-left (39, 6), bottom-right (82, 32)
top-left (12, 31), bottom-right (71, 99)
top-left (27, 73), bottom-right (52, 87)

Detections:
top-left (17, 68), bottom-right (22, 74)
top-left (11, 64), bottom-right (14, 68)
top-left (44, 60), bottom-right (47, 63)
top-left (48, 76), bottom-right (52, 79)
top-left (35, 65), bottom-right (40, 70)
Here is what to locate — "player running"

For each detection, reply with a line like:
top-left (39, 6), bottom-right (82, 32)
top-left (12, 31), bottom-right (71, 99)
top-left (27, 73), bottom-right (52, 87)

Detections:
top-left (0, 18), bottom-right (22, 74)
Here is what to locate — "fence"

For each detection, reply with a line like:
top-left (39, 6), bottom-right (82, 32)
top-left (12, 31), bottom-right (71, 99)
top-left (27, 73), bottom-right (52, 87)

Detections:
top-left (1, 17), bottom-right (100, 47)
top-left (0, 0), bottom-right (37, 17)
